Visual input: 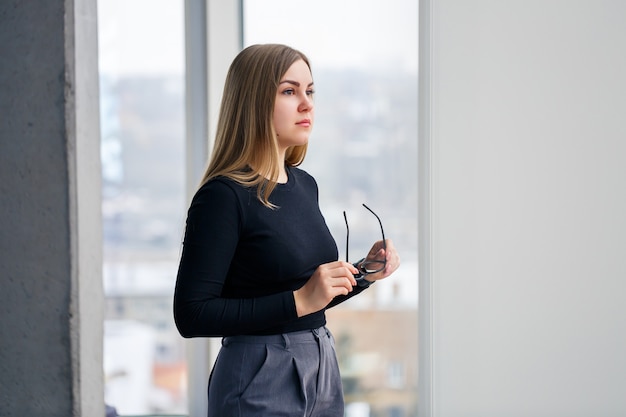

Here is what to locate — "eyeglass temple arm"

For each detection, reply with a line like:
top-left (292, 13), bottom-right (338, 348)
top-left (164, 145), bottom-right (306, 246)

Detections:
top-left (361, 203), bottom-right (386, 249)
top-left (343, 211), bottom-right (349, 262)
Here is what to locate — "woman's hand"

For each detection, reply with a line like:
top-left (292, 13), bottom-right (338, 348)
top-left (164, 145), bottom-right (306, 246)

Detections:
top-left (293, 261), bottom-right (358, 317)
top-left (360, 238), bottom-right (400, 282)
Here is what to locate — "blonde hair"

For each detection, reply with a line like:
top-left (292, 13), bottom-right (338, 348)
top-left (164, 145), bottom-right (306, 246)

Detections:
top-left (200, 44), bottom-right (311, 207)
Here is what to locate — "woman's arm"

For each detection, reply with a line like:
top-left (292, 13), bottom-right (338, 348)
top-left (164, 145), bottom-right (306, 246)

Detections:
top-left (173, 180), bottom-right (298, 337)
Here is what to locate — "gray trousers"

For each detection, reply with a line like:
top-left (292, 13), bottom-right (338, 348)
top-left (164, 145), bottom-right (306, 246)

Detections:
top-left (207, 326), bottom-right (344, 417)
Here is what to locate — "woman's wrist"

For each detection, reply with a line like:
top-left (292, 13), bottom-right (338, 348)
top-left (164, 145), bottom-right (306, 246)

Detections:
top-left (293, 289), bottom-right (311, 317)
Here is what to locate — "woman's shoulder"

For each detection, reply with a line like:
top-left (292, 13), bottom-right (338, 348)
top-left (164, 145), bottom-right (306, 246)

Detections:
top-left (193, 176), bottom-right (251, 205)
top-left (289, 166), bottom-right (317, 186)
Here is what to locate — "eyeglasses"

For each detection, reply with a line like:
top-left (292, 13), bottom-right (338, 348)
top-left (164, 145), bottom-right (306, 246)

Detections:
top-left (343, 203), bottom-right (387, 277)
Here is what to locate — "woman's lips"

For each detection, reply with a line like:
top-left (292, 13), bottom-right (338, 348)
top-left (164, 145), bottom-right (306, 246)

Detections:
top-left (296, 119), bottom-right (311, 127)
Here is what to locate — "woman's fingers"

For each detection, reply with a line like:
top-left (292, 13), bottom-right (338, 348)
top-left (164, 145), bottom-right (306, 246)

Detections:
top-left (362, 239), bottom-right (400, 281)
top-left (323, 261), bottom-right (358, 285)
top-left (294, 261), bottom-right (361, 317)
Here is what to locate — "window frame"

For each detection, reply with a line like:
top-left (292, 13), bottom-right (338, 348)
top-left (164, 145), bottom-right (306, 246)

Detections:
top-left (183, 1), bottom-right (243, 414)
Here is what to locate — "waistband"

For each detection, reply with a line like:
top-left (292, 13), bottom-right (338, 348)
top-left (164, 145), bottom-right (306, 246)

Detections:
top-left (222, 326), bottom-right (331, 348)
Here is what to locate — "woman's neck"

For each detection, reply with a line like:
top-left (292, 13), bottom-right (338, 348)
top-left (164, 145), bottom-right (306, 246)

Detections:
top-left (276, 148), bottom-right (288, 183)
top-left (249, 161), bottom-right (288, 184)
top-left (277, 165), bottom-right (288, 184)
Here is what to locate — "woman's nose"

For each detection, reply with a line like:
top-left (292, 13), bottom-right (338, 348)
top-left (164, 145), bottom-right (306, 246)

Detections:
top-left (299, 95), bottom-right (314, 112)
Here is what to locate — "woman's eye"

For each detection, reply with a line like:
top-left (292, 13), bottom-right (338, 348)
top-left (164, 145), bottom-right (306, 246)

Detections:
top-left (280, 88), bottom-right (314, 96)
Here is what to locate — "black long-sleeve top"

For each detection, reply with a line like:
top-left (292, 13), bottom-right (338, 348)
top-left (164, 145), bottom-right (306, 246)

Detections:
top-left (174, 166), bottom-right (367, 337)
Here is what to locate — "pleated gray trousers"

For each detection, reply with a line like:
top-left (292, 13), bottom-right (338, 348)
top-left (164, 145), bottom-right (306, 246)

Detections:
top-left (207, 326), bottom-right (344, 417)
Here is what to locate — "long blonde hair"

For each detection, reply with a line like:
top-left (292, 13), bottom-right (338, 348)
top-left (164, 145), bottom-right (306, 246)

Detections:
top-left (200, 44), bottom-right (311, 207)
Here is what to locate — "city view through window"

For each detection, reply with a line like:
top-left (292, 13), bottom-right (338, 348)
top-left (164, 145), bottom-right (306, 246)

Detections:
top-left (99, 1), bottom-right (417, 415)
top-left (99, 1), bottom-right (187, 413)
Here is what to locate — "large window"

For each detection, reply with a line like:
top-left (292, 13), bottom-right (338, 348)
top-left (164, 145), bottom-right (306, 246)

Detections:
top-left (244, 1), bottom-right (419, 416)
top-left (98, 1), bottom-right (187, 414)
top-left (98, 1), bottom-right (417, 415)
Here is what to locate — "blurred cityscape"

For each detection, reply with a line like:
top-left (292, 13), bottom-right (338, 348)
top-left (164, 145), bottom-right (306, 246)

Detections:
top-left (100, 67), bottom-right (418, 416)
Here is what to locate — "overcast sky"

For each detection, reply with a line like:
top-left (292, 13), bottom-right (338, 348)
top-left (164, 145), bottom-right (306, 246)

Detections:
top-left (98, 0), bottom-right (418, 76)
top-left (243, 0), bottom-right (418, 72)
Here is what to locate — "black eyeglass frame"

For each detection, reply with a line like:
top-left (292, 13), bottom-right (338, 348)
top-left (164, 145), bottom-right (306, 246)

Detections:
top-left (343, 203), bottom-right (387, 278)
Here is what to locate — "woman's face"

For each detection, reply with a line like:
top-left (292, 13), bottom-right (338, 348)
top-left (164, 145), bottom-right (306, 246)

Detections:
top-left (273, 59), bottom-right (315, 152)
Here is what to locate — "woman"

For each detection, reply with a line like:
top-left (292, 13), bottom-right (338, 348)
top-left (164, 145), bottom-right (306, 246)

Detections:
top-left (174, 44), bottom-right (400, 416)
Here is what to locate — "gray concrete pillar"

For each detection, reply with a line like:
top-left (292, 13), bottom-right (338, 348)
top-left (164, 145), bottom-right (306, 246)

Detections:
top-left (0, 0), bottom-right (104, 415)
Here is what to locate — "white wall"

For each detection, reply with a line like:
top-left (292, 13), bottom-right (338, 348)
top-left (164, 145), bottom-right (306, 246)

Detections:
top-left (419, 1), bottom-right (626, 416)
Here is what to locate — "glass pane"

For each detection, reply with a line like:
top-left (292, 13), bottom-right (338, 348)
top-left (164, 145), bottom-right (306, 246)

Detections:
top-left (98, 1), bottom-right (187, 414)
top-left (244, 1), bottom-right (418, 416)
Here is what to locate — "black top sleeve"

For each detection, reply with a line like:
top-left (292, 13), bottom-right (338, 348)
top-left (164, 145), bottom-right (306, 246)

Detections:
top-left (173, 180), bottom-right (298, 337)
